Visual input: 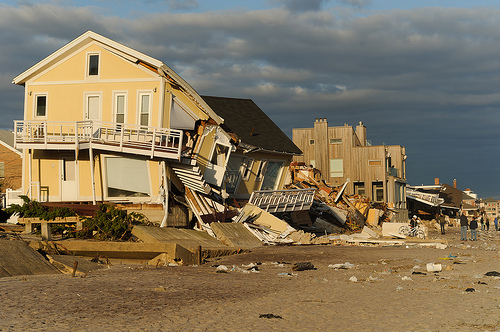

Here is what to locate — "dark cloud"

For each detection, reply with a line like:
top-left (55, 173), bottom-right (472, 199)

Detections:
top-left (1, 4), bottom-right (499, 197)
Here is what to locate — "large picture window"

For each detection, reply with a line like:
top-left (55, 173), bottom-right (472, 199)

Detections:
top-left (106, 157), bottom-right (150, 197)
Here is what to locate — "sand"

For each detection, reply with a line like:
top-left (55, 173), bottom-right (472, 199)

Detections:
top-left (1, 226), bottom-right (499, 331)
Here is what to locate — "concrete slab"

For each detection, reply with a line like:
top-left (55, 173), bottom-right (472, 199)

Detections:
top-left (210, 223), bottom-right (263, 249)
top-left (132, 225), bottom-right (228, 249)
top-left (45, 240), bottom-right (239, 261)
top-left (0, 239), bottom-right (60, 278)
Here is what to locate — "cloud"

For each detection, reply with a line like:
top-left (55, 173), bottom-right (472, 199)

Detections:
top-left (270, 0), bottom-right (330, 13)
top-left (1, 4), bottom-right (500, 196)
top-left (336, 0), bottom-right (371, 8)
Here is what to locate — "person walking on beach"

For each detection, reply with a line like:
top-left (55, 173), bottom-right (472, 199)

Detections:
top-left (485, 217), bottom-right (490, 231)
top-left (480, 215), bottom-right (485, 231)
top-left (460, 213), bottom-right (469, 241)
top-left (437, 213), bottom-right (446, 235)
top-left (494, 217), bottom-right (498, 231)
top-left (470, 216), bottom-right (478, 241)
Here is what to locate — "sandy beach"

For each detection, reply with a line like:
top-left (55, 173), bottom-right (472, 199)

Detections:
top-left (1, 226), bottom-right (499, 332)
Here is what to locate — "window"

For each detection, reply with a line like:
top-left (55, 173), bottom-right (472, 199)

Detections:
top-left (255, 160), bottom-right (267, 182)
top-left (372, 181), bottom-right (384, 202)
top-left (88, 54), bottom-right (99, 76)
top-left (114, 92), bottom-right (127, 124)
top-left (261, 161), bottom-right (283, 190)
top-left (242, 158), bottom-right (254, 181)
top-left (329, 138), bottom-right (342, 144)
top-left (0, 162), bottom-right (4, 178)
top-left (106, 157), bottom-right (150, 197)
top-left (354, 182), bottom-right (365, 196)
top-left (138, 92), bottom-right (151, 126)
top-left (329, 158), bottom-right (343, 178)
top-left (310, 159), bottom-right (316, 168)
top-left (309, 139), bottom-right (315, 145)
top-left (210, 144), bottom-right (230, 166)
top-left (369, 160), bottom-right (382, 166)
top-left (34, 94), bottom-right (47, 118)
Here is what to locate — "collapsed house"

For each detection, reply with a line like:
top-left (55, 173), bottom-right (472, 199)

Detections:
top-left (406, 178), bottom-right (479, 220)
top-left (10, 31), bottom-right (304, 228)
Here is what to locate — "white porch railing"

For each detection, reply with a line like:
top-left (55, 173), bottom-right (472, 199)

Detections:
top-left (248, 188), bottom-right (316, 213)
top-left (14, 120), bottom-right (183, 160)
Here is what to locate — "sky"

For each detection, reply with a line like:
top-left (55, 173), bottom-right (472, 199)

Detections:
top-left (1, 0), bottom-right (500, 198)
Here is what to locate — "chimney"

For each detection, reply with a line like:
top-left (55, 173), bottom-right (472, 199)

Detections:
top-left (434, 177), bottom-right (440, 185)
top-left (453, 179), bottom-right (457, 189)
top-left (356, 121), bottom-right (367, 146)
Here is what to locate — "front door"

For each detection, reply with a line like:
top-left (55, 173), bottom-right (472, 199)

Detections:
top-left (61, 158), bottom-right (77, 201)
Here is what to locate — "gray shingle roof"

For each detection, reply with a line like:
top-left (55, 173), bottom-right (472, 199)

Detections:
top-left (201, 96), bottom-right (302, 155)
top-left (0, 130), bottom-right (14, 148)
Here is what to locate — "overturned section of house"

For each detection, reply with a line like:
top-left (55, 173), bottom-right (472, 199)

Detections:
top-left (11, 31), bottom-right (302, 228)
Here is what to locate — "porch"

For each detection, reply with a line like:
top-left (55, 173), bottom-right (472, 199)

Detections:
top-left (14, 120), bottom-right (183, 160)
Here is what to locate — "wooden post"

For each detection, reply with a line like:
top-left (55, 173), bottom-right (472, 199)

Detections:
top-left (197, 245), bottom-right (202, 265)
top-left (41, 222), bottom-right (51, 241)
top-left (71, 261), bottom-right (78, 277)
top-left (89, 146), bottom-right (96, 205)
top-left (160, 161), bottom-right (169, 227)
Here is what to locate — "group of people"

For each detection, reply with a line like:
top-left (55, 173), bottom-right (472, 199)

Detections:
top-left (459, 213), bottom-right (497, 241)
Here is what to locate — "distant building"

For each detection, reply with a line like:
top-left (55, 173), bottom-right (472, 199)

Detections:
top-left (482, 198), bottom-right (499, 220)
top-left (292, 118), bottom-right (407, 221)
top-left (0, 130), bottom-right (22, 192)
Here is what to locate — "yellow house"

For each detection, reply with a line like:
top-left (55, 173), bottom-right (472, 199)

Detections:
top-left (12, 31), bottom-right (301, 225)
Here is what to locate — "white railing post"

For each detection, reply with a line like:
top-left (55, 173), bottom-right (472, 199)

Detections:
top-left (43, 122), bottom-right (47, 148)
top-left (150, 128), bottom-right (156, 158)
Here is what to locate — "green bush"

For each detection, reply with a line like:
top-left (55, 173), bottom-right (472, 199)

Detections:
top-left (76, 204), bottom-right (148, 241)
top-left (5, 196), bottom-right (76, 220)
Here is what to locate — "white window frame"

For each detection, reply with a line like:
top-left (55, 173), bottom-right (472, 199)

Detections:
top-left (242, 158), bottom-right (254, 181)
top-left (309, 139), bottom-right (315, 145)
top-left (260, 160), bottom-right (284, 191)
top-left (101, 155), bottom-right (152, 202)
top-left (137, 90), bottom-right (153, 127)
top-left (255, 160), bottom-right (267, 182)
top-left (112, 91), bottom-right (128, 124)
top-left (33, 93), bottom-right (48, 119)
top-left (86, 51), bottom-right (101, 79)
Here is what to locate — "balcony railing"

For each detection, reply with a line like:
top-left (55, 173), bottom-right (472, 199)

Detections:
top-left (248, 188), bottom-right (316, 213)
top-left (14, 120), bottom-right (183, 160)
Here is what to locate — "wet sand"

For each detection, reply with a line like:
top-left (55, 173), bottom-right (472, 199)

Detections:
top-left (1, 226), bottom-right (499, 331)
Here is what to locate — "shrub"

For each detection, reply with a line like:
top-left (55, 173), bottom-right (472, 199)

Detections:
top-left (76, 204), bottom-right (148, 241)
top-left (5, 195), bottom-right (76, 220)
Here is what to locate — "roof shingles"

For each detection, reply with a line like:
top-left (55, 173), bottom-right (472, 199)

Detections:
top-left (201, 96), bottom-right (302, 155)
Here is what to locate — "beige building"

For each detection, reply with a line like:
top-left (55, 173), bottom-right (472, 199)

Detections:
top-left (293, 118), bottom-right (407, 220)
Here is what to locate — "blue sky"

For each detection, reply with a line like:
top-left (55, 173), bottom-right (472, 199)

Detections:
top-left (1, 0), bottom-right (500, 198)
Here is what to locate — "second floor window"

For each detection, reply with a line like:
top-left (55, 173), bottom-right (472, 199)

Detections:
top-left (139, 93), bottom-right (151, 126)
top-left (115, 94), bottom-right (126, 124)
top-left (35, 94), bottom-right (47, 118)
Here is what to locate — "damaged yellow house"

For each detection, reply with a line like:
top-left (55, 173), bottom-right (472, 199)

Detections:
top-left (12, 31), bottom-right (301, 226)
